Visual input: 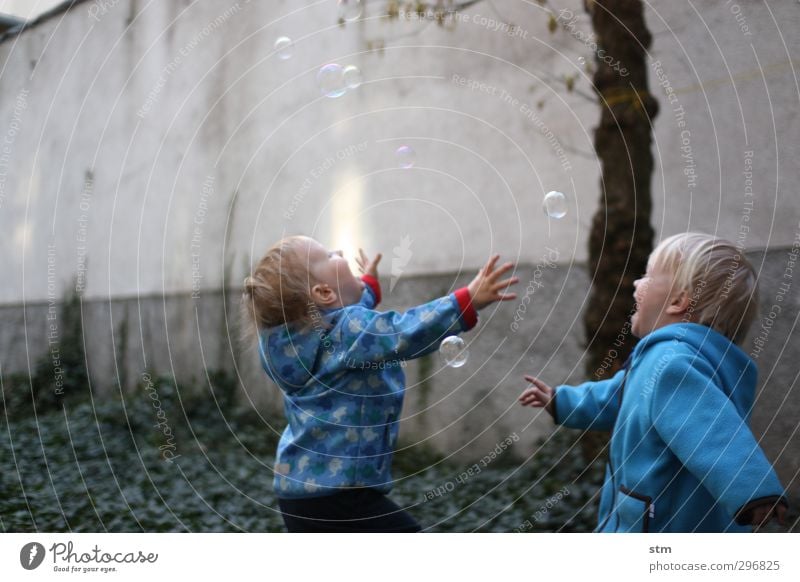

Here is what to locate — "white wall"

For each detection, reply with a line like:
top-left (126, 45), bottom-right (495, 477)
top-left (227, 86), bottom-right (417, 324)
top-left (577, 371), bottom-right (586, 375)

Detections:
top-left (2, 0), bottom-right (598, 305)
top-left (2, 0), bottom-right (797, 308)
top-left (646, 1), bottom-right (799, 253)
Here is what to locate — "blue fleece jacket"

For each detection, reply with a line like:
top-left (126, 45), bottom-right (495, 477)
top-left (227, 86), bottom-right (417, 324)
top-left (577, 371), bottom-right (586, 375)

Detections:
top-left (259, 277), bottom-right (477, 498)
top-left (554, 323), bottom-right (787, 532)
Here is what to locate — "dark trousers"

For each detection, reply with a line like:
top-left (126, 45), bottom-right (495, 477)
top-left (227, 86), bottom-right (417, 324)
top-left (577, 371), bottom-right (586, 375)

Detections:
top-left (278, 488), bottom-right (421, 532)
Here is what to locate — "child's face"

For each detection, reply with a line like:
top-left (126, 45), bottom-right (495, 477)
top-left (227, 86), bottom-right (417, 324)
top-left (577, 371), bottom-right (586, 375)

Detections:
top-left (631, 260), bottom-right (682, 338)
top-left (301, 237), bottom-right (364, 308)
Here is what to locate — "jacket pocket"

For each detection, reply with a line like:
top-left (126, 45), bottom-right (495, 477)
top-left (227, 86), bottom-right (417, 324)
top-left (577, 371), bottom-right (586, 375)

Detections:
top-left (616, 486), bottom-right (654, 533)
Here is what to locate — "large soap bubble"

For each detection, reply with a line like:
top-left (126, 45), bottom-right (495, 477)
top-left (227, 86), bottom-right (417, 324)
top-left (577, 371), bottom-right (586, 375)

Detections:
top-left (343, 65), bottom-right (363, 90)
top-left (317, 64), bottom-right (347, 98)
top-left (440, 336), bottom-right (469, 368)
top-left (396, 145), bottom-right (416, 169)
top-left (543, 191), bottom-right (567, 219)
top-left (338, 0), bottom-right (363, 22)
top-left (274, 36), bottom-right (293, 60)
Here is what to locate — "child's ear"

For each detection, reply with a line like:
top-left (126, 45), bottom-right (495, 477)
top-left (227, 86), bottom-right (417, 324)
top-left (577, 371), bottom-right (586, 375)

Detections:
top-left (310, 283), bottom-right (338, 307)
top-left (666, 289), bottom-right (691, 316)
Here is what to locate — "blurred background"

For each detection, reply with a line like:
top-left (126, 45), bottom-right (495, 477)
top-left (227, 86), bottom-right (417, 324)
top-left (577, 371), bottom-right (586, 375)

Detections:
top-left (0, 0), bottom-right (797, 532)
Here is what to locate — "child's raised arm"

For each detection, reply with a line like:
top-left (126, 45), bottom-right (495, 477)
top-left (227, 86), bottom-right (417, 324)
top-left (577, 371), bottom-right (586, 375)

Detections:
top-left (356, 248), bottom-right (382, 280)
top-left (467, 254), bottom-right (518, 309)
top-left (356, 249), bottom-right (383, 308)
top-left (329, 255), bottom-right (518, 367)
top-left (519, 376), bottom-right (555, 416)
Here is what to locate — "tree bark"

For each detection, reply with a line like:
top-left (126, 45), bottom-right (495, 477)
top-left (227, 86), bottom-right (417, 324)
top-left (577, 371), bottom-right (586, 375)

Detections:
top-left (585, 0), bottom-right (658, 379)
top-left (581, 0), bottom-right (659, 458)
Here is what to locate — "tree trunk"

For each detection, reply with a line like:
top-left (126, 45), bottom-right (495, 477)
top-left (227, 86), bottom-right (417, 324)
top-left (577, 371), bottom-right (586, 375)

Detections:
top-left (580, 0), bottom-right (659, 459)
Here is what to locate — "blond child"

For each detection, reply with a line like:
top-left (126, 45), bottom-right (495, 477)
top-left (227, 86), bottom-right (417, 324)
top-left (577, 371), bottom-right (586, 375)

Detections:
top-left (243, 236), bottom-right (518, 532)
top-left (520, 233), bottom-right (788, 532)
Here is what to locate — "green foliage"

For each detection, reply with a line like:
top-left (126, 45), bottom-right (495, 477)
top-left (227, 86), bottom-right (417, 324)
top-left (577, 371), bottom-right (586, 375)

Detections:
top-left (205, 369), bottom-right (239, 413)
top-left (0, 373), bottom-right (30, 417)
top-left (5, 392), bottom-right (796, 532)
top-left (1, 388), bottom-right (609, 532)
top-left (114, 309), bottom-right (129, 391)
top-left (2, 286), bottom-right (89, 418)
top-left (0, 393), bottom-right (282, 532)
top-left (392, 428), bottom-right (605, 532)
top-left (44, 285), bottom-right (88, 401)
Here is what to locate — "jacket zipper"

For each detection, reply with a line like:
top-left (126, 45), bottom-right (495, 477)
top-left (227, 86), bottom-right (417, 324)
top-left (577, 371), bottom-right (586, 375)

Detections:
top-left (596, 357), bottom-right (633, 533)
top-left (619, 485), bottom-right (654, 533)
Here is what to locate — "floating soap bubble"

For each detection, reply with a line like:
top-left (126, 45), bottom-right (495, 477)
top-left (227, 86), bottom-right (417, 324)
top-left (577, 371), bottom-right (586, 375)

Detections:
top-left (274, 36), bottom-right (293, 60)
top-left (396, 145), bottom-right (416, 168)
top-left (543, 191), bottom-right (567, 219)
top-left (317, 63), bottom-right (347, 98)
top-left (578, 56), bottom-right (586, 65)
top-left (338, 0), bottom-right (363, 21)
top-left (343, 65), bottom-right (363, 90)
top-left (440, 336), bottom-right (468, 368)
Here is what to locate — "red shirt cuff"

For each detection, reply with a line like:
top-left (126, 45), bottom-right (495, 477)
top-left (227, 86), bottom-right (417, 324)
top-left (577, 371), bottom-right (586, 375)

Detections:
top-left (454, 287), bottom-right (478, 330)
top-left (361, 275), bottom-right (381, 305)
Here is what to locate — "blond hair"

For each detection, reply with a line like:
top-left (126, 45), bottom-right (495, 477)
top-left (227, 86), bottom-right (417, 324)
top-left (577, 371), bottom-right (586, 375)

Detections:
top-left (242, 236), bottom-right (313, 332)
top-left (650, 232), bottom-right (759, 345)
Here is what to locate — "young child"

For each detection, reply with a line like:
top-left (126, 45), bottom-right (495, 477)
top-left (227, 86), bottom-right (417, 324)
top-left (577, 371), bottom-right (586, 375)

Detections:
top-left (243, 235), bottom-right (518, 532)
top-left (519, 232), bottom-right (788, 532)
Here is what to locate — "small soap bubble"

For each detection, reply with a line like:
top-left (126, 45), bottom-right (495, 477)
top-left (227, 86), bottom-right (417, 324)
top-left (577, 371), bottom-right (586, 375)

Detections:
top-left (338, 0), bottom-right (363, 21)
top-left (396, 145), bottom-right (416, 168)
top-left (274, 36), bottom-right (293, 60)
top-left (343, 65), bottom-right (363, 90)
top-left (317, 63), bottom-right (347, 98)
top-left (440, 336), bottom-right (468, 368)
top-left (543, 191), bottom-right (568, 219)
top-left (578, 56), bottom-right (586, 65)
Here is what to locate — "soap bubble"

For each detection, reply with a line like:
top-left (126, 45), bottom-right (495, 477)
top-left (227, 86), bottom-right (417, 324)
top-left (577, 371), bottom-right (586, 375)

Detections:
top-left (440, 336), bottom-right (468, 368)
top-left (396, 145), bottom-right (416, 168)
top-left (343, 65), bottom-right (363, 89)
top-left (317, 63), bottom-right (347, 98)
top-left (578, 56), bottom-right (586, 65)
top-left (338, 0), bottom-right (363, 21)
top-left (543, 191), bottom-right (567, 219)
top-left (274, 36), bottom-right (293, 60)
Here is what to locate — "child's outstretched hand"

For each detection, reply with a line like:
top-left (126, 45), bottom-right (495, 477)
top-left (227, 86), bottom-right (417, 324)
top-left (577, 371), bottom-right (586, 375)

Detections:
top-left (467, 255), bottom-right (519, 310)
top-left (749, 501), bottom-right (788, 531)
top-left (519, 375), bottom-right (555, 418)
top-left (357, 248), bottom-right (382, 279)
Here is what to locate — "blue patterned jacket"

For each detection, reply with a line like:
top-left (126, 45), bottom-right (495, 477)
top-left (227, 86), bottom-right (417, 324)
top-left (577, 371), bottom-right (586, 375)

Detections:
top-left (259, 276), bottom-right (477, 498)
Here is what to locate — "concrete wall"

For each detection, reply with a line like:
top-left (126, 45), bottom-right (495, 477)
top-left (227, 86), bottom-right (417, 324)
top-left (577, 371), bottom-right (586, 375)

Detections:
top-left (1, 0), bottom-right (797, 297)
top-left (0, 0), bottom-right (798, 493)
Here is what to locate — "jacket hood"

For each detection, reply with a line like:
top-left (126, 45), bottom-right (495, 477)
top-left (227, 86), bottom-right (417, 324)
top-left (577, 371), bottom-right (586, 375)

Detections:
top-left (259, 321), bottom-right (325, 391)
top-left (632, 323), bottom-right (757, 414)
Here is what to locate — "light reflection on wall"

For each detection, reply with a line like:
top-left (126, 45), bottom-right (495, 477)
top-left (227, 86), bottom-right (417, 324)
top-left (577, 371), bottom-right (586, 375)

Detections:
top-left (330, 171), bottom-right (363, 272)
